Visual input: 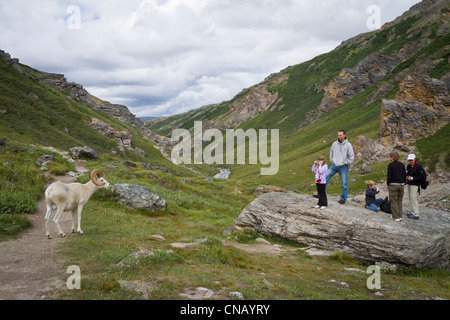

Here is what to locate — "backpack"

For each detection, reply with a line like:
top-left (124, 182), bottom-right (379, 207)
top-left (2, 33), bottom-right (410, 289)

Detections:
top-left (379, 197), bottom-right (391, 214)
top-left (420, 168), bottom-right (429, 190)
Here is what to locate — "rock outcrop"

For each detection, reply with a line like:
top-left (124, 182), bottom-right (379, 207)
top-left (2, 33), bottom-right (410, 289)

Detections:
top-left (0, 50), bottom-right (22, 73)
top-left (86, 118), bottom-right (133, 154)
top-left (26, 69), bottom-right (173, 149)
top-left (379, 73), bottom-right (450, 146)
top-left (69, 146), bottom-right (99, 160)
top-left (318, 52), bottom-right (399, 113)
top-left (111, 184), bottom-right (167, 211)
top-left (233, 192), bottom-right (450, 270)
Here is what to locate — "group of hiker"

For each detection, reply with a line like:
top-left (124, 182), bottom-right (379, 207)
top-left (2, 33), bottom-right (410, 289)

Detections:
top-left (311, 130), bottom-right (426, 222)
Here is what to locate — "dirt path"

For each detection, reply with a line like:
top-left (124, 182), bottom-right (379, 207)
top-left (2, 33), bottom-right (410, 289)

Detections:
top-left (0, 160), bottom-right (87, 300)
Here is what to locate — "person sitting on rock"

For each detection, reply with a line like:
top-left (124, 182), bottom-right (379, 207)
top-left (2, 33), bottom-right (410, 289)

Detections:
top-left (365, 180), bottom-right (383, 212)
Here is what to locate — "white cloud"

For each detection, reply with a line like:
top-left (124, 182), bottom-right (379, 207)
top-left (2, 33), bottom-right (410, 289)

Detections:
top-left (0, 0), bottom-right (421, 117)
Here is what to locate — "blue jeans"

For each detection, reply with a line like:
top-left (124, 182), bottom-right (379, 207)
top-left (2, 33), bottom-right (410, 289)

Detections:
top-left (366, 199), bottom-right (384, 212)
top-left (325, 164), bottom-right (349, 201)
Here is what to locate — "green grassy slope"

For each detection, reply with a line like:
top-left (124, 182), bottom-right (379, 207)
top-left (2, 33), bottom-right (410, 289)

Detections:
top-left (0, 59), bottom-right (195, 176)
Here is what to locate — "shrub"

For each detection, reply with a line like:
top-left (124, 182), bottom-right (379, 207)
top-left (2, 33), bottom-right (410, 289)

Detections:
top-left (0, 190), bottom-right (37, 215)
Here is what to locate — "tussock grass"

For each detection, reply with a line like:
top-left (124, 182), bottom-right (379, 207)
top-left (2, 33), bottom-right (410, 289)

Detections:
top-left (55, 160), bottom-right (450, 300)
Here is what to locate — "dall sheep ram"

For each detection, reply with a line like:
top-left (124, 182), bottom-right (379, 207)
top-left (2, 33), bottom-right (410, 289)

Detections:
top-left (45, 170), bottom-right (109, 239)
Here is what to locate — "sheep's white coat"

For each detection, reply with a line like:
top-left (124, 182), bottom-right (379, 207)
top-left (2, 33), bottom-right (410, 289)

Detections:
top-left (44, 177), bottom-right (109, 239)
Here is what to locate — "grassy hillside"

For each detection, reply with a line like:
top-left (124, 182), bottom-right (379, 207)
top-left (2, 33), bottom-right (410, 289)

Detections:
top-left (56, 157), bottom-right (449, 300)
top-left (0, 56), bottom-right (199, 241)
top-left (0, 59), bottom-right (197, 177)
top-left (0, 1), bottom-right (449, 301)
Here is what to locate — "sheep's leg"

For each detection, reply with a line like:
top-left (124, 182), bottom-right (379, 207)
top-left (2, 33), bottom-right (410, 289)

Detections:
top-left (76, 205), bottom-right (84, 235)
top-left (45, 204), bottom-right (53, 239)
top-left (71, 210), bottom-right (77, 233)
top-left (53, 208), bottom-right (66, 237)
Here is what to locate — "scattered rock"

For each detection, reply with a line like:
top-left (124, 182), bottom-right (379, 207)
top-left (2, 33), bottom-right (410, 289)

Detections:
top-left (214, 169), bottom-right (231, 179)
top-left (148, 235), bottom-right (166, 241)
top-left (134, 147), bottom-right (145, 157)
top-left (121, 161), bottom-right (137, 168)
top-left (116, 249), bottom-right (155, 267)
top-left (344, 268), bottom-right (366, 273)
top-left (229, 291), bottom-right (244, 300)
top-left (255, 238), bottom-right (271, 245)
top-left (376, 261), bottom-right (398, 273)
top-left (170, 238), bottom-right (208, 249)
top-left (306, 248), bottom-right (333, 257)
top-left (140, 162), bottom-right (170, 173)
top-left (111, 184), bottom-right (167, 211)
top-left (66, 171), bottom-right (78, 177)
top-left (329, 280), bottom-right (350, 288)
top-left (36, 155), bottom-right (54, 167)
top-left (179, 287), bottom-right (214, 300)
top-left (253, 184), bottom-right (289, 196)
top-left (118, 280), bottom-right (155, 299)
top-left (430, 297), bottom-right (447, 301)
top-left (69, 146), bottom-right (99, 160)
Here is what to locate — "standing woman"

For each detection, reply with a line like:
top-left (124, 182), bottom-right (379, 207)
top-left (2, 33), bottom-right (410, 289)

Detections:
top-left (312, 156), bottom-right (328, 209)
top-left (387, 151), bottom-right (406, 222)
top-left (406, 154), bottom-right (425, 220)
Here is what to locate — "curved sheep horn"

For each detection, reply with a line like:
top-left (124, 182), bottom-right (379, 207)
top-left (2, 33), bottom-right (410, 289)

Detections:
top-left (90, 170), bottom-right (105, 186)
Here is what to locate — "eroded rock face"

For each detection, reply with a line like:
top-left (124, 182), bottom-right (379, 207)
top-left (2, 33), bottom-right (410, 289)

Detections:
top-left (379, 73), bottom-right (450, 146)
top-left (318, 52), bottom-right (399, 112)
top-left (233, 192), bottom-right (450, 270)
top-left (87, 118), bottom-right (133, 153)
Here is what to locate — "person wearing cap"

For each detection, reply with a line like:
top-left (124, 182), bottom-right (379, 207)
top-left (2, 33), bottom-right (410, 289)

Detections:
top-left (406, 154), bottom-right (426, 220)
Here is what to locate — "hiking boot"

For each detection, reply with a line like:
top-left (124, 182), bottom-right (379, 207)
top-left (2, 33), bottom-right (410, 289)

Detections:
top-left (407, 213), bottom-right (419, 220)
top-left (338, 200), bottom-right (346, 204)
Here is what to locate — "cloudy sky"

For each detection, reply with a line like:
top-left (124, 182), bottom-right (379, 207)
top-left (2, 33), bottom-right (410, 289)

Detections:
top-left (0, 0), bottom-right (421, 118)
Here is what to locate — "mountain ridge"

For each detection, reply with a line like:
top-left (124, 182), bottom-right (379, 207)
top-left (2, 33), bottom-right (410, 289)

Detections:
top-left (147, 0), bottom-right (449, 139)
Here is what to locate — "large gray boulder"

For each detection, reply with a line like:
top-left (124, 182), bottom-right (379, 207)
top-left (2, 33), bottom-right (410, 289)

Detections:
top-left (233, 193), bottom-right (449, 270)
top-left (69, 146), bottom-right (99, 160)
top-left (111, 184), bottom-right (167, 211)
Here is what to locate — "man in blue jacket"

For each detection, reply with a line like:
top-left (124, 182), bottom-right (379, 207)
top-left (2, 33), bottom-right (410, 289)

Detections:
top-left (326, 130), bottom-right (355, 204)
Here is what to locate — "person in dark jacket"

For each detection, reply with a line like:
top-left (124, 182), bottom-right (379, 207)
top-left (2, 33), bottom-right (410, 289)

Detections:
top-left (387, 151), bottom-right (406, 221)
top-left (365, 180), bottom-right (383, 212)
top-left (406, 154), bottom-right (425, 220)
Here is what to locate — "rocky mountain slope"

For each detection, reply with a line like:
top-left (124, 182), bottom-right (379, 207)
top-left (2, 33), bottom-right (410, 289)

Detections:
top-left (0, 50), bottom-right (186, 176)
top-left (149, 0), bottom-right (449, 136)
top-left (146, 0), bottom-right (449, 189)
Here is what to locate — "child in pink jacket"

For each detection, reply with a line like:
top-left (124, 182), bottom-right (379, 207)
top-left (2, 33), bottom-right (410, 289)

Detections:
top-left (312, 156), bottom-right (328, 209)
